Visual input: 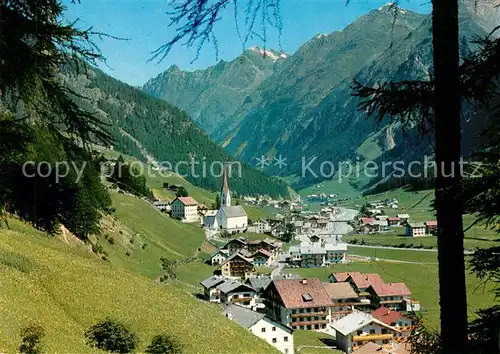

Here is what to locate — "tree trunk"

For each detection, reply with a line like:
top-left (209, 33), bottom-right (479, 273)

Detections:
top-left (431, 0), bottom-right (468, 353)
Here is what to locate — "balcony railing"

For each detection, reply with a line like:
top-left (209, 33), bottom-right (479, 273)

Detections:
top-left (231, 297), bottom-right (253, 303)
top-left (291, 319), bottom-right (328, 327)
top-left (291, 311), bottom-right (328, 318)
top-left (353, 334), bottom-right (393, 342)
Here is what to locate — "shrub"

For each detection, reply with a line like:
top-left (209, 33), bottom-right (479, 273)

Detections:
top-left (84, 319), bottom-right (138, 353)
top-left (125, 251), bottom-right (131, 257)
top-left (129, 238), bottom-right (134, 244)
top-left (142, 244), bottom-right (147, 250)
top-left (104, 234), bottom-right (110, 240)
top-left (145, 334), bottom-right (182, 354)
top-left (92, 243), bottom-right (104, 254)
top-left (101, 255), bottom-right (108, 261)
top-left (19, 325), bottom-right (44, 354)
top-left (406, 243), bottom-right (414, 248)
top-left (108, 237), bottom-right (115, 245)
top-left (118, 230), bottom-right (123, 235)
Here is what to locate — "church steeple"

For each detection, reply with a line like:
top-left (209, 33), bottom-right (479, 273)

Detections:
top-left (220, 164), bottom-right (231, 207)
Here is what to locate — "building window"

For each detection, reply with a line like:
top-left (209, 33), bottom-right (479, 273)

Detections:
top-left (357, 330), bottom-right (362, 335)
top-left (261, 328), bottom-right (266, 333)
top-left (272, 326), bottom-right (276, 331)
top-left (272, 338), bottom-right (277, 344)
top-left (284, 336), bottom-right (288, 342)
top-left (383, 339), bottom-right (390, 344)
top-left (370, 329), bottom-right (375, 334)
top-left (382, 329), bottom-right (388, 334)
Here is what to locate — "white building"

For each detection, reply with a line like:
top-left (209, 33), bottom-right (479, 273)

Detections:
top-left (152, 201), bottom-right (170, 212)
top-left (405, 223), bottom-right (426, 237)
top-left (200, 275), bottom-right (227, 302)
top-left (332, 311), bottom-right (400, 353)
top-left (205, 165), bottom-right (248, 233)
top-left (224, 304), bottom-right (294, 354)
top-left (210, 249), bottom-right (230, 266)
top-left (170, 196), bottom-right (198, 222)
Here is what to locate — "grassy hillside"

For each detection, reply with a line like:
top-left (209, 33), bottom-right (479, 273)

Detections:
top-left (0, 218), bottom-right (277, 353)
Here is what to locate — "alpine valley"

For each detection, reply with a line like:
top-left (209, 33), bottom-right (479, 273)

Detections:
top-left (143, 1), bottom-right (497, 194)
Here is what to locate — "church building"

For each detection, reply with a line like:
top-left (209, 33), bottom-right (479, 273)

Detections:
top-left (205, 165), bottom-right (248, 233)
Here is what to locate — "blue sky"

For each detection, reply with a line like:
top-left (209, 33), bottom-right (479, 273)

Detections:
top-left (63, 0), bottom-right (431, 86)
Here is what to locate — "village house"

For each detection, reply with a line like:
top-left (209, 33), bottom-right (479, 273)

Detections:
top-left (245, 277), bottom-right (272, 296)
top-left (360, 217), bottom-right (375, 225)
top-left (299, 246), bottom-right (326, 268)
top-left (249, 249), bottom-right (272, 267)
top-left (358, 223), bottom-right (379, 234)
top-left (210, 249), bottom-right (230, 266)
top-left (223, 304), bottom-right (295, 354)
top-left (424, 220), bottom-right (438, 235)
top-left (371, 307), bottom-right (416, 343)
top-left (374, 219), bottom-right (390, 232)
top-left (387, 217), bottom-right (400, 226)
top-left (247, 239), bottom-right (280, 255)
top-left (218, 279), bottom-right (257, 306)
top-left (325, 243), bottom-right (347, 264)
top-left (322, 282), bottom-right (361, 321)
top-left (344, 273), bottom-right (384, 302)
top-left (170, 196), bottom-right (199, 222)
top-left (220, 253), bottom-right (255, 279)
top-left (366, 283), bottom-right (413, 312)
top-left (405, 223), bottom-right (426, 237)
top-left (332, 311), bottom-right (400, 353)
top-left (397, 214), bottom-right (410, 224)
top-left (221, 238), bottom-right (247, 254)
top-left (264, 278), bottom-right (332, 330)
top-left (152, 200), bottom-right (170, 212)
top-left (251, 219), bottom-right (272, 233)
top-left (200, 275), bottom-right (226, 302)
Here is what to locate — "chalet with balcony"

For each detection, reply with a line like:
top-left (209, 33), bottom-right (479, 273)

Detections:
top-left (332, 311), bottom-right (400, 353)
top-left (264, 278), bottom-right (332, 330)
top-left (367, 282), bottom-right (418, 312)
top-left (220, 253), bottom-right (255, 279)
top-left (387, 217), bottom-right (400, 226)
top-left (371, 307), bottom-right (416, 343)
top-left (322, 282), bottom-right (364, 321)
top-left (218, 280), bottom-right (256, 306)
top-left (247, 239), bottom-right (279, 255)
top-left (200, 275), bottom-right (226, 302)
top-left (345, 273), bottom-right (384, 302)
top-left (221, 238), bottom-right (247, 254)
top-left (250, 249), bottom-right (273, 267)
top-left (325, 243), bottom-right (347, 264)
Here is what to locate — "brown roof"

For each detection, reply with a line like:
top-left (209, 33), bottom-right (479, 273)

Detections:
top-left (322, 282), bottom-right (358, 300)
top-left (330, 272), bottom-right (361, 282)
top-left (348, 273), bottom-right (384, 289)
top-left (425, 220), bottom-right (437, 226)
top-left (175, 196), bottom-right (198, 206)
top-left (369, 282), bottom-right (411, 297)
top-left (371, 307), bottom-right (404, 325)
top-left (273, 278), bottom-right (332, 309)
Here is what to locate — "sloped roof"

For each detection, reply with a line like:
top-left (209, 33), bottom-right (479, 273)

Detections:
top-left (331, 311), bottom-right (374, 335)
top-left (425, 220), bottom-right (437, 226)
top-left (223, 304), bottom-right (265, 328)
top-left (245, 277), bottom-right (272, 292)
top-left (210, 249), bottom-right (229, 258)
top-left (221, 205), bottom-right (247, 218)
top-left (325, 243), bottom-right (347, 251)
top-left (397, 214), bottom-right (410, 219)
top-left (174, 196), bottom-right (198, 206)
top-left (250, 249), bottom-right (272, 258)
top-left (330, 272), bottom-right (361, 282)
top-left (322, 282), bottom-right (358, 300)
top-left (220, 252), bottom-right (253, 266)
top-left (407, 222), bottom-right (425, 228)
top-left (348, 273), bottom-right (384, 289)
top-left (353, 342), bottom-right (390, 354)
top-left (217, 279), bottom-right (255, 294)
top-left (371, 307), bottom-right (404, 325)
top-left (369, 282), bottom-right (411, 297)
top-left (272, 278), bottom-right (332, 309)
top-left (387, 217), bottom-right (400, 221)
top-left (361, 217), bottom-right (375, 224)
top-left (200, 275), bottom-right (226, 289)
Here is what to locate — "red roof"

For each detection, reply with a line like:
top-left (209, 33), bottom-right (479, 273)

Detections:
top-left (372, 306), bottom-right (404, 325)
top-left (330, 272), bottom-right (361, 282)
top-left (425, 220), bottom-right (437, 226)
top-left (370, 282), bottom-right (411, 297)
top-left (272, 278), bottom-right (332, 309)
top-left (361, 217), bottom-right (375, 224)
top-left (387, 217), bottom-right (400, 221)
top-left (348, 273), bottom-right (384, 289)
top-left (175, 196), bottom-right (198, 206)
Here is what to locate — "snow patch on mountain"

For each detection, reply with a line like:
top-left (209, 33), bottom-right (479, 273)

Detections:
top-left (248, 46), bottom-right (288, 61)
